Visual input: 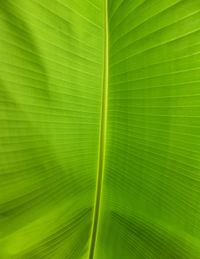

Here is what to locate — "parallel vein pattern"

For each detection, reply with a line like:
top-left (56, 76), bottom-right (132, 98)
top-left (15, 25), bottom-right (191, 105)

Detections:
top-left (95, 0), bottom-right (200, 258)
top-left (1, 0), bottom-right (200, 259)
top-left (0, 0), bottom-right (104, 258)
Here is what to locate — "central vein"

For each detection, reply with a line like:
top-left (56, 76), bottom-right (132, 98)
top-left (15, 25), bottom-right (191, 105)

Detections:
top-left (88, 0), bottom-right (109, 258)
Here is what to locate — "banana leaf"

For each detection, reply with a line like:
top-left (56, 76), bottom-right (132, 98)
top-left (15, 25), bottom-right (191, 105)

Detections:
top-left (1, 0), bottom-right (200, 258)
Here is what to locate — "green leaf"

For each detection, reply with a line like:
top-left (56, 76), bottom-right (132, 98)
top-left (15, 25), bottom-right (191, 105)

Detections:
top-left (1, 0), bottom-right (200, 258)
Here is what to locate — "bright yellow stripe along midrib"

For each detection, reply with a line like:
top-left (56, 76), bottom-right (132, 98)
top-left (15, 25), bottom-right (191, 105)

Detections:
top-left (87, 0), bottom-right (109, 258)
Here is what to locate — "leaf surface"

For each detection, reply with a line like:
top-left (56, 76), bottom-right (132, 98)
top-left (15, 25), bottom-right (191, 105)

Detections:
top-left (1, 0), bottom-right (200, 258)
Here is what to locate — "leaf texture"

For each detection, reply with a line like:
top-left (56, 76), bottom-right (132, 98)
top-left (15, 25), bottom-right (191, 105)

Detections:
top-left (1, 0), bottom-right (200, 258)
top-left (0, 0), bottom-right (104, 258)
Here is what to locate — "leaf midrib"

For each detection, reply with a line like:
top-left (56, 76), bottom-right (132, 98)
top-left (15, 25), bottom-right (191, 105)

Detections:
top-left (88, 0), bottom-right (109, 258)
